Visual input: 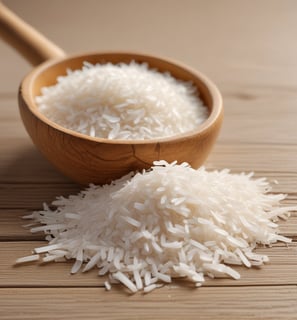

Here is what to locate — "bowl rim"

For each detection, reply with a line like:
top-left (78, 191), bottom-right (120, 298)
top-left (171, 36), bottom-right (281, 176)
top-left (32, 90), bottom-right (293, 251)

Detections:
top-left (20, 51), bottom-right (223, 145)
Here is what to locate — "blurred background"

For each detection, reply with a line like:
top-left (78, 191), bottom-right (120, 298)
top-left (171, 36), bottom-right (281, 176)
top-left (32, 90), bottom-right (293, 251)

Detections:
top-left (2, 0), bottom-right (297, 95)
top-left (1, 0), bottom-right (296, 156)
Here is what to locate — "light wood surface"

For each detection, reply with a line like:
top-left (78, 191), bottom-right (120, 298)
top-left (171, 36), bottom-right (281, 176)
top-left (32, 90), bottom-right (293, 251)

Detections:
top-left (0, 0), bottom-right (297, 319)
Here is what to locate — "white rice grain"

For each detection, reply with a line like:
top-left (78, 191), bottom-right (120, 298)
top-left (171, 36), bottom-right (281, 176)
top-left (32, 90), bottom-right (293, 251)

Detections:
top-left (143, 284), bottom-right (157, 293)
top-left (113, 272), bottom-right (137, 293)
top-left (71, 259), bottom-right (83, 274)
top-left (18, 161), bottom-right (297, 293)
top-left (35, 62), bottom-right (208, 140)
top-left (104, 281), bottom-right (111, 291)
top-left (34, 244), bottom-right (62, 254)
top-left (15, 254), bottom-right (40, 264)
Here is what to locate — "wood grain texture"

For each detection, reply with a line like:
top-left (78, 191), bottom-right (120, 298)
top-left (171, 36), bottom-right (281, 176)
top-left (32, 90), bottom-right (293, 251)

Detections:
top-left (1, 241), bottom-right (297, 288)
top-left (1, 0), bottom-right (297, 319)
top-left (1, 286), bottom-right (297, 320)
top-left (1, 99), bottom-right (297, 184)
top-left (0, 210), bottom-right (45, 241)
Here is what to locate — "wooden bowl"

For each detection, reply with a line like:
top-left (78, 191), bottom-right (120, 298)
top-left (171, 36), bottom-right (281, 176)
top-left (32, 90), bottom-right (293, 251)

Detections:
top-left (19, 52), bottom-right (223, 185)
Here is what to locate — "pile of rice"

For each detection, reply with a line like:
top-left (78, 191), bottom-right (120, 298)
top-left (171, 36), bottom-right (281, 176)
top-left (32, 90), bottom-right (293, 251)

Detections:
top-left (18, 161), bottom-right (296, 293)
top-left (35, 61), bottom-right (208, 140)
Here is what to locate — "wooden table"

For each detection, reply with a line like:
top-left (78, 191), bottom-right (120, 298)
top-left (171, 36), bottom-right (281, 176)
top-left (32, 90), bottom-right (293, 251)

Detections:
top-left (1, 0), bottom-right (297, 319)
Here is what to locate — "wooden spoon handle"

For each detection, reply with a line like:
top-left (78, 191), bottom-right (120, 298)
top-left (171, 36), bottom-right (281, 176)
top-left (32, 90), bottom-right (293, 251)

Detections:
top-left (0, 2), bottom-right (65, 66)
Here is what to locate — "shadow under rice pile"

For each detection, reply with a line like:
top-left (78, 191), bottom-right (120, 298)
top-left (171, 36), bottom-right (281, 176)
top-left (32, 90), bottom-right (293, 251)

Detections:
top-left (17, 161), bottom-right (297, 293)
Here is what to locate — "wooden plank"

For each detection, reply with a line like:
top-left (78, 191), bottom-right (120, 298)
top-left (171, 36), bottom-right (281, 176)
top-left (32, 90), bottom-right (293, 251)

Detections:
top-left (0, 153), bottom-right (296, 198)
top-left (1, 144), bottom-right (297, 186)
top-left (278, 214), bottom-right (297, 237)
top-left (0, 98), bottom-right (72, 183)
top-left (0, 1), bottom-right (296, 319)
top-left (0, 183), bottom-right (80, 209)
top-left (1, 241), bottom-right (297, 288)
top-left (0, 209), bottom-right (296, 241)
top-left (0, 210), bottom-right (43, 241)
top-left (0, 286), bottom-right (297, 320)
top-left (0, 176), bottom-right (295, 202)
top-left (0, 241), bottom-right (101, 288)
top-left (1, 99), bottom-right (297, 184)
top-left (1, 100), bottom-right (297, 184)
top-left (0, 143), bottom-right (71, 184)
top-left (217, 88), bottom-right (297, 145)
top-left (208, 144), bottom-right (297, 176)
